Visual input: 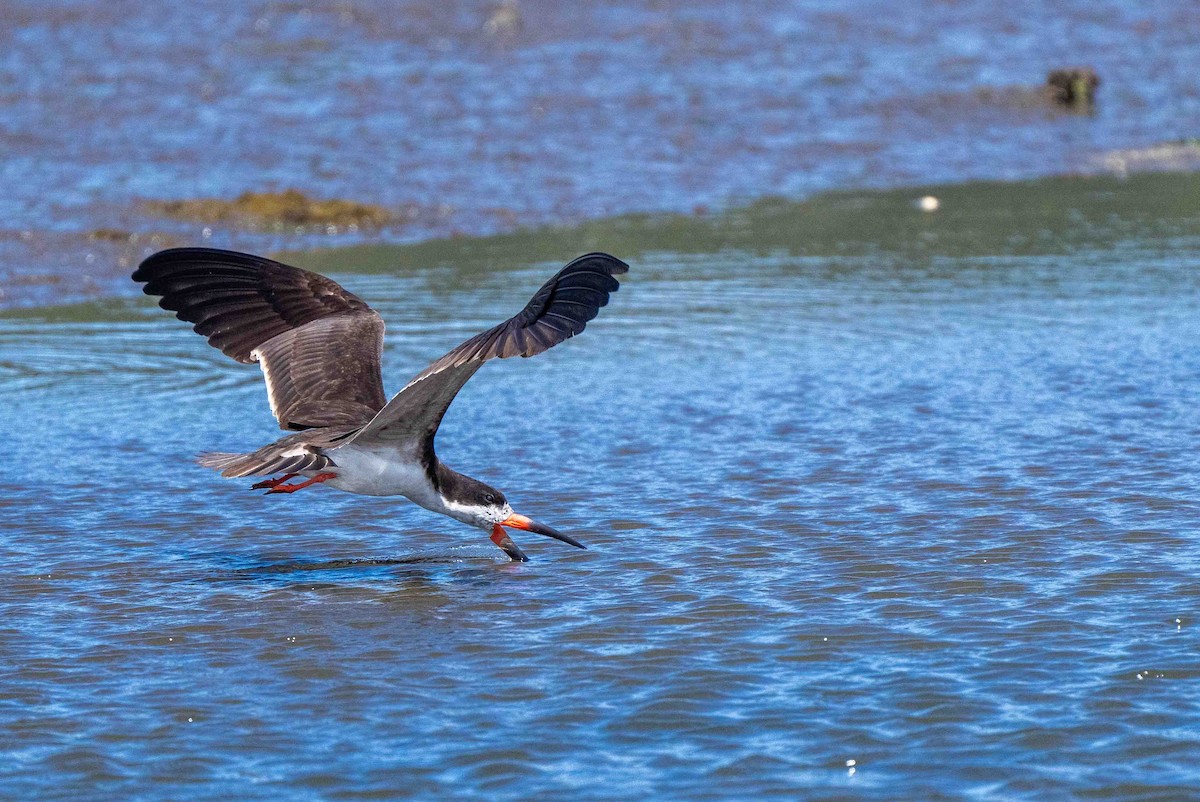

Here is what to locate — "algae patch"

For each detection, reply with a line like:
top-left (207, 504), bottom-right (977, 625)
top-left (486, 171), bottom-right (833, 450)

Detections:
top-left (143, 189), bottom-right (392, 230)
top-left (87, 228), bottom-right (137, 242)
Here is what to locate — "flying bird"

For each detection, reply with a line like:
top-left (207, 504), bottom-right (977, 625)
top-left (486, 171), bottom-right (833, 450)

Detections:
top-left (133, 247), bottom-right (629, 561)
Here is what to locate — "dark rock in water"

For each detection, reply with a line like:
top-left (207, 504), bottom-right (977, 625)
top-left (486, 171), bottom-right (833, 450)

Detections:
top-left (1046, 68), bottom-right (1100, 110)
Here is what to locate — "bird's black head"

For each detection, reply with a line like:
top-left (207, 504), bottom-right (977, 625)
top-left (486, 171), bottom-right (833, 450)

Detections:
top-left (474, 484), bottom-right (508, 510)
top-left (434, 464), bottom-right (585, 551)
top-left (435, 465), bottom-right (510, 528)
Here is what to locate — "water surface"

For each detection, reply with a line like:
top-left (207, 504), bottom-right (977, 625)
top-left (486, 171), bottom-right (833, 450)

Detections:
top-left (2, 173), bottom-right (1199, 798)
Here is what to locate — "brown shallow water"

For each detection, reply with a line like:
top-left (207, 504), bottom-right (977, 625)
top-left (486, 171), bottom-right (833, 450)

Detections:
top-left (2, 0), bottom-right (1199, 305)
top-left (2, 173), bottom-right (1200, 798)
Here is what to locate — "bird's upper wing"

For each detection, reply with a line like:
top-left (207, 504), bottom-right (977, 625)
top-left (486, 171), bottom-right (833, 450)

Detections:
top-left (345, 252), bottom-right (629, 450)
top-left (133, 247), bottom-right (387, 430)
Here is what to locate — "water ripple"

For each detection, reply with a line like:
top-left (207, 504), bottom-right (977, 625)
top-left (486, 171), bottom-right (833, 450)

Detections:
top-left (2, 248), bottom-right (1200, 798)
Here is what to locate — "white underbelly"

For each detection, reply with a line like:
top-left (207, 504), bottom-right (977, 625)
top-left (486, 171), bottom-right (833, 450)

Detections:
top-left (320, 443), bottom-right (438, 506)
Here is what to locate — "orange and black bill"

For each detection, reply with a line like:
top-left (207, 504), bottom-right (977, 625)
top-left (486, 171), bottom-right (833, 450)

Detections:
top-left (490, 525), bottom-right (530, 562)
top-left (488, 514), bottom-right (587, 561)
top-left (501, 514), bottom-right (587, 550)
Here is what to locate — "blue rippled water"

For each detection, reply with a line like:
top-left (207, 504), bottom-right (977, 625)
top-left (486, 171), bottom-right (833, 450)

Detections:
top-left (2, 242), bottom-right (1199, 798)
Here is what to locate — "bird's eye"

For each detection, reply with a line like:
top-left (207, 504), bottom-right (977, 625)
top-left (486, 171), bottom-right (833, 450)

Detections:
top-left (484, 493), bottom-right (496, 504)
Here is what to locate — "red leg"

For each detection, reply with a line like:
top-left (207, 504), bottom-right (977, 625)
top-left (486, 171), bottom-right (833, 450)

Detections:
top-left (251, 473), bottom-right (297, 490)
top-left (264, 472), bottom-right (338, 495)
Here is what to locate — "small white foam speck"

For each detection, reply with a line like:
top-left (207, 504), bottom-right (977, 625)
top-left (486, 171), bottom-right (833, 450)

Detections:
top-left (846, 759), bottom-right (856, 767)
top-left (201, 227), bottom-right (212, 238)
top-left (187, 717), bottom-right (193, 722)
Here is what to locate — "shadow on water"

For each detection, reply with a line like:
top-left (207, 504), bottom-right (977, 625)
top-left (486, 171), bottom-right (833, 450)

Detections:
top-left (230, 553), bottom-right (503, 578)
top-left (195, 543), bottom-right (522, 588)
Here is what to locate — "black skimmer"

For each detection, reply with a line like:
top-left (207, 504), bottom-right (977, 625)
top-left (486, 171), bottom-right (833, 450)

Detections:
top-left (133, 247), bottom-right (628, 561)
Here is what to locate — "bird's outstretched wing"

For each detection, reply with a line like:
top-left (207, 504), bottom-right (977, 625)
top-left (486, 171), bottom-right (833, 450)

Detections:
top-left (133, 247), bottom-right (387, 430)
top-left (346, 252), bottom-right (629, 451)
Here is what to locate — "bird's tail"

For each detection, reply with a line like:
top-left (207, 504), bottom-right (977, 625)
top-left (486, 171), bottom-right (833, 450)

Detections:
top-left (197, 451), bottom-right (264, 478)
top-left (196, 444), bottom-right (332, 479)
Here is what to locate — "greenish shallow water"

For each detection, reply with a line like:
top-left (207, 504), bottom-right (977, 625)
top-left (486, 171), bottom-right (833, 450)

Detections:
top-left (280, 171), bottom-right (1200, 271)
top-left (2, 172), bottom-right (1200, 800)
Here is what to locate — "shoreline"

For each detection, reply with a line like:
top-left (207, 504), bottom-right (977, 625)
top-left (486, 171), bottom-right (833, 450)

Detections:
top-left (5, 0), bottom-right (1198, 310)
top-left (7, 166), bottom-right (1199, 319)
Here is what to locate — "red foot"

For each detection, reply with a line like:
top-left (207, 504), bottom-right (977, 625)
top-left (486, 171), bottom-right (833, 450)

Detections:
top-left (264, 472), bottom-right (337, 495)
top-left (251, 473), bottom-right (297, 490)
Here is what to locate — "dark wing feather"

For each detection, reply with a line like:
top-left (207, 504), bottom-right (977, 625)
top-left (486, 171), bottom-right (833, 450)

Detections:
top-left (133, 247), bottom-right (387, 430)
top-left (347, 252), bottom-right (628, 449)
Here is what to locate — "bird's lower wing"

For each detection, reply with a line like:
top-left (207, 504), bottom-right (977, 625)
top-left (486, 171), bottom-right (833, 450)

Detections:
top-left (345, 252), bottom-right (629, 450)
top-left (252, 314), bottom-right (387, 429)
